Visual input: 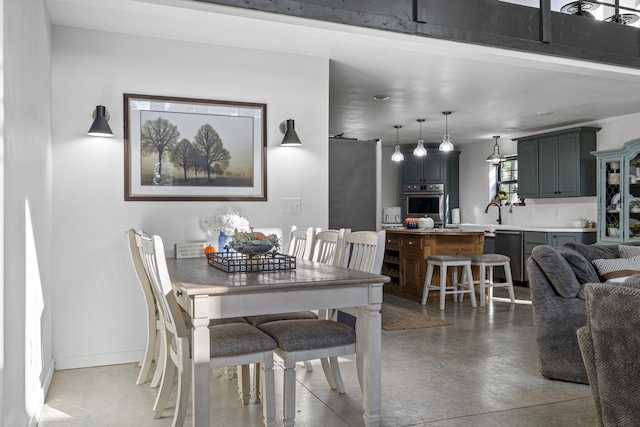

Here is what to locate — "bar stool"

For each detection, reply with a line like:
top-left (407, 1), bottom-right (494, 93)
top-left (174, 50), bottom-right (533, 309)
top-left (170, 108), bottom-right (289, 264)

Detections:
top-left (466, 254), bottom-right (516, 307)
top-left (421, 255), bottom-right (477, 311)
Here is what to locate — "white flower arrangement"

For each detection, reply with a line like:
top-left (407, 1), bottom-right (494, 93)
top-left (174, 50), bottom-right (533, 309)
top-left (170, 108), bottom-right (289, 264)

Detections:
top-left (200, 207), bottom-right (251, 236)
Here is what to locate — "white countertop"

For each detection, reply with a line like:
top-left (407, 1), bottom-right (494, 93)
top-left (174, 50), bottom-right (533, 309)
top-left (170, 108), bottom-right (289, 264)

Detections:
top-left (456, 223), bottom-right (597, 234)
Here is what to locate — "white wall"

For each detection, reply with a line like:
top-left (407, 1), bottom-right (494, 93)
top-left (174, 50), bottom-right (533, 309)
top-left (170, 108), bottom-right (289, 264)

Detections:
top-left (51, 27), bottom-right (329, 369)
top-left (2, 1), bottom-right (54, 425)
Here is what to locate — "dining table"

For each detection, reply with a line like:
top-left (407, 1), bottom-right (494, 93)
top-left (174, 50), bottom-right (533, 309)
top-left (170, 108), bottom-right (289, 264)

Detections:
top-left (166, 256), bottom-right (390, 427)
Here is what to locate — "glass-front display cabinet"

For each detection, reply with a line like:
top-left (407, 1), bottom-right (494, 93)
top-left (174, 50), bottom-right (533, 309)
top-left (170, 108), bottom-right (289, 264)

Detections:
top-left (593, 139), bottom-right (640, 242)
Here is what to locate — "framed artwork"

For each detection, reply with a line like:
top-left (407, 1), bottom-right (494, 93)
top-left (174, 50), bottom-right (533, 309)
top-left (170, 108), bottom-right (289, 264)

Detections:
top-left (124, 93), bottom-right (267, 201)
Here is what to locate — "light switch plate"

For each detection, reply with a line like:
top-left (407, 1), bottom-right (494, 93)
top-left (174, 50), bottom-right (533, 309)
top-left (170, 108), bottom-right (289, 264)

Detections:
top-left (282, 197), bottom-right (301, 213)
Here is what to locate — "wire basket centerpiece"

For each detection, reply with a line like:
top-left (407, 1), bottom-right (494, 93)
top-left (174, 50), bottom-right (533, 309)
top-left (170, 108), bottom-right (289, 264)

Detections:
top-left (207, 251), bottom-right (296, 273)
top-left (206, 229), bottom-right (294, 273)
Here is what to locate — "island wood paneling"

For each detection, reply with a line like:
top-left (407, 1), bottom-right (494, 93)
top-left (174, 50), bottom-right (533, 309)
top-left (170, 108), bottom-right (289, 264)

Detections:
top-left (382, 229), bottom-right (484, 303)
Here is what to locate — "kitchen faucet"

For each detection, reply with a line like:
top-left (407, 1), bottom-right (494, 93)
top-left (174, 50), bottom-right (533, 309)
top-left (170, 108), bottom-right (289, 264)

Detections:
top-left (485, 202), bottom-right (502, 225)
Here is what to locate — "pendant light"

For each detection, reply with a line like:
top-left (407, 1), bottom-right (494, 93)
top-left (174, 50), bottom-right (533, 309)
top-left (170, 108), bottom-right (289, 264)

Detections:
top-left (391, 125), bottom-right (404, 162)
top-left (439, 111), bottom-right (454, 152)
top-left (486, 135), bottom-right (505, 165)
top-left (413, 119), bottom-right (427, 157)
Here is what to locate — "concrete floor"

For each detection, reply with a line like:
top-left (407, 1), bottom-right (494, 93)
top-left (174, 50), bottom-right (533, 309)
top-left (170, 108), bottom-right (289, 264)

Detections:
top-left (39, 288), bottom-right (596, 426)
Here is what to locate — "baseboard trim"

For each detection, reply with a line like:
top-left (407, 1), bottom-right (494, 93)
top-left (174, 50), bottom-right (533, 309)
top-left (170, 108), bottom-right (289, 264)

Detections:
top-left (54, 350), bottom-right (143, 370)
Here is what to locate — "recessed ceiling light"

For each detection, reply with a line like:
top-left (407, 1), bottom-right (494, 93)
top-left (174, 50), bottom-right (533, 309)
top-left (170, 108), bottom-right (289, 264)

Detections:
top-left (536, 111), bottom-right (553, 116)
top-left (373, 95), bottom-right (390, 101)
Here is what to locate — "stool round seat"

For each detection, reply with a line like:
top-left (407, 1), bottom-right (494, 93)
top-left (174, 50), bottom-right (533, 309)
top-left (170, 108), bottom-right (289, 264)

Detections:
top-left (422, 254), bottom-right (477, 310)
top-left (466, 253), bottom-right (515, 307)
top-left (427, 254), bottom-right (472, 263)
top-left (467, 253), bottom-right (510, 263)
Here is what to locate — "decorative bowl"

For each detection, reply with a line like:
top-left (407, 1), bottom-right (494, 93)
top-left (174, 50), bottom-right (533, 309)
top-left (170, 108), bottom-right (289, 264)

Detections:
top-left (232, 244), bottom-right (274, 254)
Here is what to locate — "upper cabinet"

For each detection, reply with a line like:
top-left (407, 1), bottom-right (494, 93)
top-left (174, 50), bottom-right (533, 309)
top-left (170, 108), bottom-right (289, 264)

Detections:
top-left (593, 139), bottom-right (640, 243)
top-left (404, 151), bottom-right (444, 184)
top-left (516, 127), bottom-right (600, 199)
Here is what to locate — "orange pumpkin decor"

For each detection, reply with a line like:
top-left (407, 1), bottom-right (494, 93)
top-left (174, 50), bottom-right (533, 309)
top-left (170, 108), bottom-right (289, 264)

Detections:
top-left (204, 245), bottom-right (217, 255)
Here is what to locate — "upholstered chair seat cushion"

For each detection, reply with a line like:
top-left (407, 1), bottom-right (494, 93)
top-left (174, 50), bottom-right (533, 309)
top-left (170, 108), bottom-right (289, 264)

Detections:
top-left (244, 311), bottom-right (318, 327)
top-left (258, 319), bottom-right (356, 352)
top-left (203, 323), bottom-right (277, 358)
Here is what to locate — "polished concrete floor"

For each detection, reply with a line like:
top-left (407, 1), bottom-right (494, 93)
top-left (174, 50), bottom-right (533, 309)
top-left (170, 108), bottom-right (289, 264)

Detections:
top-left (39, 288), bottom-right (596, 426)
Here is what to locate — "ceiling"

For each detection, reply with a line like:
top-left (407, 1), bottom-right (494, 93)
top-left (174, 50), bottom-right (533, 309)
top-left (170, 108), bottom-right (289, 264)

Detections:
top-left (45, 0), bottom-right (640, 148)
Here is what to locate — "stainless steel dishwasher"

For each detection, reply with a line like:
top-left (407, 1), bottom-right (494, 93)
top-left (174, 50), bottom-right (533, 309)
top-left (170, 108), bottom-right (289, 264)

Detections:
top-left (494, 230), bottom-right (524, 283)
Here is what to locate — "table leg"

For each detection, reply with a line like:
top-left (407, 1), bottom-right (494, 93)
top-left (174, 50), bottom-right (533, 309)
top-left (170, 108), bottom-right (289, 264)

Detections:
top-left (191, 295), bottom-right (210, 427)
top-left (356, 284), bottom-right (382, 427)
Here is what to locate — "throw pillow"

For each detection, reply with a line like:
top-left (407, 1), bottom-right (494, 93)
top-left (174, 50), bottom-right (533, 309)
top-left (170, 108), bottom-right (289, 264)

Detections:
top-left (556, 247), bottom-right (600, 284)
top-left (591, 256), bottom-right (640, 281)
top-left (619, 245), bottom-right (640, 258)
top-left (530, 245), bottom-right (581, 298)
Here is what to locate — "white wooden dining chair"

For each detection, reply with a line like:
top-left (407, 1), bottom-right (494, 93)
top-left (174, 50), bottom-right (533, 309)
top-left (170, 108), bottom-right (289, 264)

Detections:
top-left (126, 229), bottom-right (164, 387)
top-left (311, 228), bottom-right (348, 266)
top-left (287, 226), bottom-right (315, 260)
top-left (256, 230), bottom-right (387, 427)
top-left (137, 233), bottom-right (277, 427)
top-left (340, 230), bottom-right (386, 275)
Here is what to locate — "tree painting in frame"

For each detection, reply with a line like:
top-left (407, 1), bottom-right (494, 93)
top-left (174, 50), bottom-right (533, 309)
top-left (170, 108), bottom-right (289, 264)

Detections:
top-left (124, 94), bottom-right (267, 201)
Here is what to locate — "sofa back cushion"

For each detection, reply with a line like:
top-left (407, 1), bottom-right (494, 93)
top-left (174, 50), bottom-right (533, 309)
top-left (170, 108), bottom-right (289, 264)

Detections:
top-left (563, 242), bottom-right (620, 261)
top-left (556, 247), bottom-right (600, 284)
top-left (530, 245), bottom-right (581, 298)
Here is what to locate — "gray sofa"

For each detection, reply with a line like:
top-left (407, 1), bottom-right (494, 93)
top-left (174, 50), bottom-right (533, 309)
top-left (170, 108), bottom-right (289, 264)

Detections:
top-left (526, 242), bottom-right (640, 384)
top-left (578, 280), bottom-right (640, 427)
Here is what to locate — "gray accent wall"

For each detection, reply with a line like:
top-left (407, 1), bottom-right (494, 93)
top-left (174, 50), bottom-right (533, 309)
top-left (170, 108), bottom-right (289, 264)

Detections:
top-left (329, 139), bottom-right (378, 231)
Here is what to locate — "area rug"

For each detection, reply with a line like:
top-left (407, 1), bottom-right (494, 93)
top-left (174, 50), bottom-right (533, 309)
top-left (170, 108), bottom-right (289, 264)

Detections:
top-left (381, 303), bottom-right (452, 331)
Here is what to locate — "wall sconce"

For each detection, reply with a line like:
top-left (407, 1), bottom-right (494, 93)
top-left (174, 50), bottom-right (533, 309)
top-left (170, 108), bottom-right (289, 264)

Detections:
top-left (87, 105), bottom-right (114, 137)
top-left (280, 119), bottom-right (302, 146)
top-left (486, 135), bottom-right (505, 165)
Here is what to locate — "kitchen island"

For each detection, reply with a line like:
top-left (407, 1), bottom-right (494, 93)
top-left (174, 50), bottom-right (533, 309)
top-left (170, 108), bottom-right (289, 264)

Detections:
top-left (382, 229), bottom-right (485, 303)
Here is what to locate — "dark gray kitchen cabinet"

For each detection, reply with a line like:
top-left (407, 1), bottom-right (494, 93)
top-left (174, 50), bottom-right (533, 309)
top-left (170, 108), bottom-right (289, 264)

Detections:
top-left (521, 231), bottom-right (597, 282)
top-left (517, 139), bottom-right (538, 199)
top-left (517, 127), bottom-right (599, 199)
top-left (404, 151), bottom-right (444, 184)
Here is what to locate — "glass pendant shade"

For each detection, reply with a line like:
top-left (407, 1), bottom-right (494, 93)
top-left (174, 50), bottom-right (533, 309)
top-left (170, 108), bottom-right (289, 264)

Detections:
top-left (391, 125), bottom-right (404, 161)
top-left (486, 135), bottom-right (505, 165)
top-left (413, 119), bottom-right (427, 156)
top-left (438, 111), bottom-right (454, 151)
top-left (392, 145), bottom-right (405, 161)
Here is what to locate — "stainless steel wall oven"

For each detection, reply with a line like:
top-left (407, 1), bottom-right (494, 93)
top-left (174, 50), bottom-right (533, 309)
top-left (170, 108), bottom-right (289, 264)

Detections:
top-left (403, 183), bottom-right (445, 224)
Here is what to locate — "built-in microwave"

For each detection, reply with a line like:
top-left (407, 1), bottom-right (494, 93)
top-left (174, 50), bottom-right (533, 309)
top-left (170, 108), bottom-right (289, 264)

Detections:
top-left (403, 183), bottom-right (445, 224)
